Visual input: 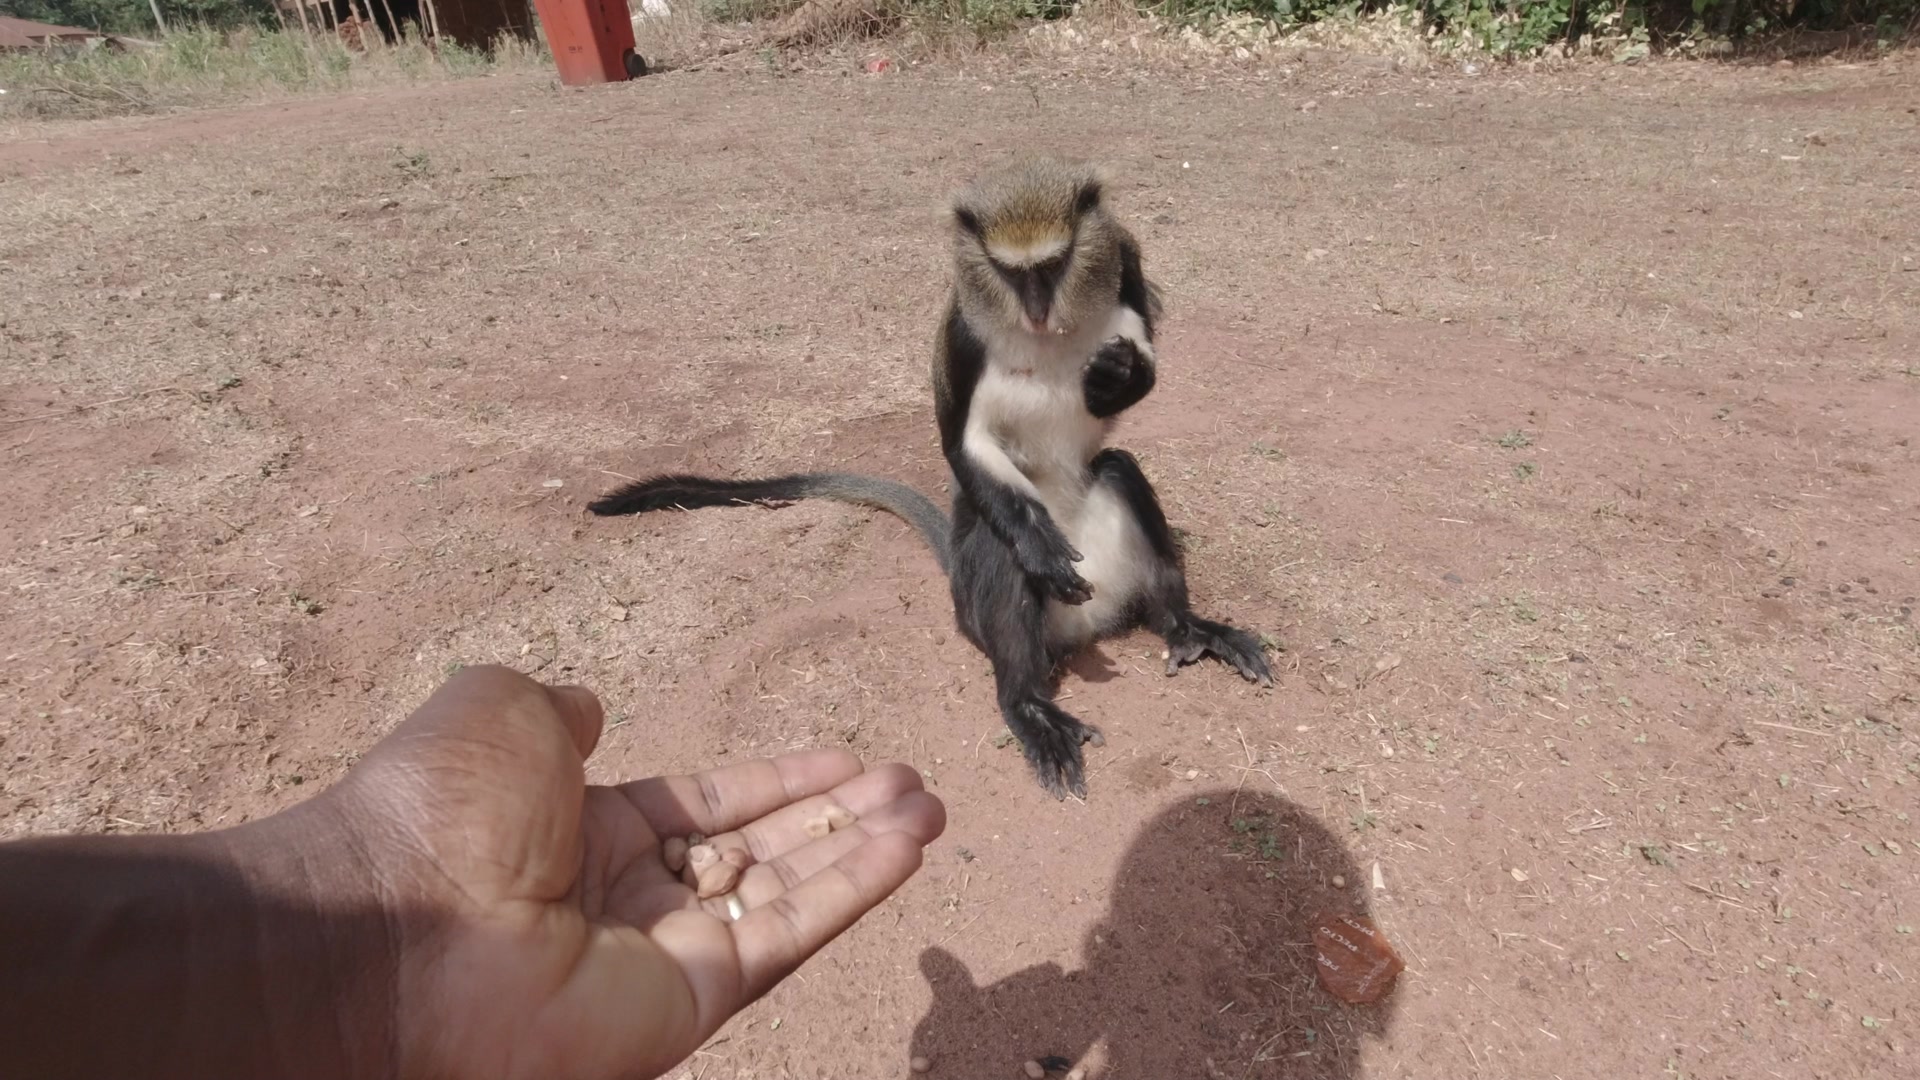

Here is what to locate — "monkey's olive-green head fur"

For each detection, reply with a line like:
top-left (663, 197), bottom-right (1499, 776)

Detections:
top-left (949, 156), bottom-right (1129, 338)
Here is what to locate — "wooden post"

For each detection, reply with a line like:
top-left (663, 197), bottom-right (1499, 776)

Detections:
top-left (375, 0), bottom-right (402, 44)
top-left (146, 0), bottom-right (168, 34)
top-left (421, 0), bottom-right (445, 47)
top-left (347, 0), bottom-right (374, 48)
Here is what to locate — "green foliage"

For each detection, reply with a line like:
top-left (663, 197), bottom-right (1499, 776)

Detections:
top-left (959, 0), bottom-right (1074, 34)
top-left (1427, 0), bottom-right (1582, 54)
top-left (1155, 0), bottom-right (1356, 26)
top-left (1141, 0), bottom-right (1917, 56)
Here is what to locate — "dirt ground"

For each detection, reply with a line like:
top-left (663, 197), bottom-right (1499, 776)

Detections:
top-left (3, 46), bottom-right (1918, 1080)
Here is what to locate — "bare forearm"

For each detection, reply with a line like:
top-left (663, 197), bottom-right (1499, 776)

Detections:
top-left (0, 803), bottom-right (398, 1080)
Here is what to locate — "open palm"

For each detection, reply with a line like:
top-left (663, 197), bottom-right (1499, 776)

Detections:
top-left (331, 665), bottom-right (946, 1080)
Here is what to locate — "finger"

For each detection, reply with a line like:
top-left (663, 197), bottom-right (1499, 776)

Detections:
top-left (379, 663), bottom-right (570, 751)
top-left (708, 762), bottom-right (924, 866)
top-left (542, 683), bottom-right (605, 760)
top-left (614, 749), bottom-right (866, 838)
top-left (726, 788), bottom-right (946, 912)
top-left (730, 829), bottom-right (933, 1003)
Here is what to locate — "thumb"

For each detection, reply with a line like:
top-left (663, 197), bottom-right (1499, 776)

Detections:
top-left (541, 683), bottom-right (605, 761)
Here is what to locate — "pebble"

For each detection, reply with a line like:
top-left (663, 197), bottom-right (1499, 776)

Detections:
top-left (910, 1057), bottom-right (931, 1074)
top-left (662, 836), bottom-right (688, 873)
top-left (1024, 1061), bottom-right (1046, 1079)
top-left (1332, 875), bottom-right (1346, 888)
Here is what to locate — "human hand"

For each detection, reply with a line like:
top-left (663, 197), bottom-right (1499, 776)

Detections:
top-left (312, 664), bottom-right (947, 1079)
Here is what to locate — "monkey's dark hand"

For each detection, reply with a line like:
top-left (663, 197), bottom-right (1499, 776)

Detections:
top-left (1013, 508), bottom-right (1093, 605)
top-left (1082, 336), bottom-right (1157, 419)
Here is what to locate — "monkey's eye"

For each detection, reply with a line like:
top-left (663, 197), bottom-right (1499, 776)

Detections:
top-left (988, 259), bottom-right (1032, 289)
top-left (1030, 253), bottom-right (1067, 278)
top-left (987, 252), bottom-right (1068, 296)
top-left (1027, 253), bottom-right (1069, 290)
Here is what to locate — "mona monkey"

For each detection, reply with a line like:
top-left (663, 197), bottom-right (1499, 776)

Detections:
top-left (588, 157), bottom-right (1272, 798)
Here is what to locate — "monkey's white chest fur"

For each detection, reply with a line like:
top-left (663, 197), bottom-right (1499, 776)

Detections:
top-left (964, 307), bottom-right (1155, 648)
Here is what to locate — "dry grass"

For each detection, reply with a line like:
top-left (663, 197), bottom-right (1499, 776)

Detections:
top-left (0, 26), bottom-right (550, 123)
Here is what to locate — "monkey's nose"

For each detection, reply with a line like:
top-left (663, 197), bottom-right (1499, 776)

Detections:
top-left (1020, 301), bottom-right (1051, 334)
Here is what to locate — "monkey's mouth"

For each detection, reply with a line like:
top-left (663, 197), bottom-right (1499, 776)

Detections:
top-left (1020, 314), bottom-right (1069, 336)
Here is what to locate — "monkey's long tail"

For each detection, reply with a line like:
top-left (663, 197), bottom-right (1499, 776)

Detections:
top-left (587, 471), bottom-right (952, 575)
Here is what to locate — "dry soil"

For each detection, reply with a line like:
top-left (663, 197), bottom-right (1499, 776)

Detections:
top-left (2, 49), bottom-right (1917, 1080)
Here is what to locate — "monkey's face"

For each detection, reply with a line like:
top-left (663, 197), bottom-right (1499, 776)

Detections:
top-left (951, 163), bottom-right (1119, 338)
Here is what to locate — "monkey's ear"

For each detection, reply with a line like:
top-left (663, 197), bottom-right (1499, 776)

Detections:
top-left (952, 205), bottom-right (984, 236)
top-left (1073, 180), bottom-right (1103, 217)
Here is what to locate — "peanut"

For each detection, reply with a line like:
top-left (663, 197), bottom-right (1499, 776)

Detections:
top-left (694, 857), bottom-right (741, 899)
top-left (662, 836), bottom-right (689, 873)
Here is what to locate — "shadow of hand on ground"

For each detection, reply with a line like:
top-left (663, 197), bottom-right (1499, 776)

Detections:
top-left (910, 790), bottom-right (1398, 1078)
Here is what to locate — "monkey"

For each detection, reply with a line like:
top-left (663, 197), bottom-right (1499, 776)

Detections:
top-left (587, 156), bottom-right (1273, 798)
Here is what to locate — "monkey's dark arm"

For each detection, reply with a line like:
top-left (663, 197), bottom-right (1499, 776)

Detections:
top-left (1083, 234), bottom-right (1161, 419)
top-left (1116, 230), bottom-right (1162, 334)
top-left (942, 445), bottom-right (1091, 605)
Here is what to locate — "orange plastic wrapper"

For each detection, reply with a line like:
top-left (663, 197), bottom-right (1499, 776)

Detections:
top-left (1313, 913), bottom-right (1405, 1004)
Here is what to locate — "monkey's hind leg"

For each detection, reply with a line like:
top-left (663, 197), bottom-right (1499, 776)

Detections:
top-left (1090, 448), bottom-right (1274, 688)
top-left (951, 523), bottom-right (1105, 799)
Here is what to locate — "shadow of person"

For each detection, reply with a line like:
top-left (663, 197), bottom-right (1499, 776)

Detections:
top-left (910, 789), bottom-right (1400, 1078)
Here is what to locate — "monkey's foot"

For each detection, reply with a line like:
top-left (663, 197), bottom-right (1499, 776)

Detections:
top-left (1163, 617), bottom-right (1274, 688)
top-left (1007, 698), bottom-right (1105, 799)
